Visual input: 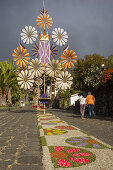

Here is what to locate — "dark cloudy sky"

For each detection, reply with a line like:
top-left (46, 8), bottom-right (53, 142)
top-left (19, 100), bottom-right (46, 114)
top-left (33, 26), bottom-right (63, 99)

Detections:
top-left (0, 0), bottom-right (113, 61)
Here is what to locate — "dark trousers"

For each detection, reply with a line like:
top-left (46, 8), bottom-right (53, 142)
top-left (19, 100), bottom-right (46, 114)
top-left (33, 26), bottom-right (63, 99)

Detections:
top-left (88, 104), bottom-right (95, 118)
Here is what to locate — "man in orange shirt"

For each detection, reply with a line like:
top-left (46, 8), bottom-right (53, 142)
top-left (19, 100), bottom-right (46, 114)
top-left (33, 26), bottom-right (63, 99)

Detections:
top-left (86, 92), bottom-right (95, 118)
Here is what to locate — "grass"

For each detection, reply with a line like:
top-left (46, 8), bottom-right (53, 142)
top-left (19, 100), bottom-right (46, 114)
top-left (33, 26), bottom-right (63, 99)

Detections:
top-left (0, 106), bottom-right (21, 110)
top-left (40, 136), bottom-right (47, 146)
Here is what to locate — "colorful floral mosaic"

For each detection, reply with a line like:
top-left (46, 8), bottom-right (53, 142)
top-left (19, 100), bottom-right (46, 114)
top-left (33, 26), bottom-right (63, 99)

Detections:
top-left (44, 129), bottom-right (67, 135)
top-left (40, 116), bottom-right (56, 119)
top-left (50, 121), bottom-right (64, 123)
top-left (65, 137), bottom-right (108, 149)
top-left (49, 146), bottom-right (96, 168)
top-left (55, 126), bottom-right (76, 130)
top-left (41, 122), bottom-right (57, 125)
top-left (40, 115), bottom-right (53, 117)
top-left (40, 118), bottom-right (52, 121)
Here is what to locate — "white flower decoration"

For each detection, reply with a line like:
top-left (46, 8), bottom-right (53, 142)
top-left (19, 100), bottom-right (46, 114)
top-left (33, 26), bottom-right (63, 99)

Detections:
top-left (55, 71), bottom-right (73, 90)
top-left (17, 70), bottom-right (34, 90)
top-left (28, 58), bottom-right (44, 77)
top-left (52, 28), bottom-right (68, 46)
top-left (20, 26), bottom-right (38, 44)
top-left (46, 59), bottom-right (62, 77)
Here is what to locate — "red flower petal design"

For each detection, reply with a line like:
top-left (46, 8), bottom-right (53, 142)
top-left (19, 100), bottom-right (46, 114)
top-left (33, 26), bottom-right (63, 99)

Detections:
top-left (66, 148), bottom-right (80, 153)
top-left (69, 157), bottom-right (90, 163)
top-left (58, 159), bottom-right (72, 167)
top-left (55, 147), bottom-right (64, 152)
top-left (66, 126), bottom-right (74, 130)
top-left (71, 153), bottom-right (91, 156)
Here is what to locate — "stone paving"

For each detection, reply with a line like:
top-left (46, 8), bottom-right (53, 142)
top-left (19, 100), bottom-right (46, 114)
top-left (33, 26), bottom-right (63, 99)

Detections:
top-left (0, 106), bottom-right (113, 170)
top-left (0, 107), bottom-right (43, 170)
top-left (37, 110), bottom-right (113, 170)
top-left (48, 109), bottom-right (113, 146)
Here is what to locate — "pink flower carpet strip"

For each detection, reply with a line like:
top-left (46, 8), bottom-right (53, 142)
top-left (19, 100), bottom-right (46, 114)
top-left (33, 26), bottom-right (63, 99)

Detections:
top-left (37, 112), bottom-right (113, 170)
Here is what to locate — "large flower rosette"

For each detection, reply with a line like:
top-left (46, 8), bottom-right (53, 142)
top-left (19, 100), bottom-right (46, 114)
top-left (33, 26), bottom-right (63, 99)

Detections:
top-left (12, 45), bottom-right (30, 67)
top-left (36, 12), bottom-right (53, 30)
top-left (28, 58), bottom-right (44, 77)
top-left (52, 28), bottom-right (68, 46)
top-left (20, 26), bottom-right (38, 44)
top-left (55, 71), bottom-right (73, 90)
top-left (60, 50), bottom-right (77, 69)
top-left (46, 59), bottom-right (62, 78)
top-left (17, 70), bottom-right (34, 90)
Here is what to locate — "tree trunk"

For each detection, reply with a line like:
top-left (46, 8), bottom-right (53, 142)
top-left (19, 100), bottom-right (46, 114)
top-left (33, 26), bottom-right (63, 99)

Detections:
top-left (8, 88), bottom-right (12, 104)
top-left (0, 91), bottom-right (7, 106)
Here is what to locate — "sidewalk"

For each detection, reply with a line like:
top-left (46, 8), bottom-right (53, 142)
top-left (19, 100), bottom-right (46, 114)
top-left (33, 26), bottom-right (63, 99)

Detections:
top-left (37, 111), bottom-right (113, 170)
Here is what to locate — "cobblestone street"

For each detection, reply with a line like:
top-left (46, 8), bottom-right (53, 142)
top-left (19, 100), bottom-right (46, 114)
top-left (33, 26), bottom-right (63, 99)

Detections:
top-left (0, 107), bottom-right (43, 170)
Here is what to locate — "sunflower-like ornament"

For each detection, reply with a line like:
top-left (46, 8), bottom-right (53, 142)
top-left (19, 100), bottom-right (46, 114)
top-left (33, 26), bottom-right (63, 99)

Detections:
top-left (60, 50), bottom-right (77, 69)
top-left (46, 59), bottom-right (62, 78)
top-left (20, 26), bottom-right (38, 44)
top-left (28, 58), bottom-right (44, 77)
top-left (17, 70), bottom-right (34, 90)
top-left (52, 28), bottom-right (68, 46)
top-left (31, 42), bottom-right (39, 58)
top-left (12, 44), bottom-right (30, 67)
top-left (55, 71), bottom-right (73, 90)
top-left (50, 43), bottom-right (58, 59)
top-left (36, 9), bottom-right (53, 30)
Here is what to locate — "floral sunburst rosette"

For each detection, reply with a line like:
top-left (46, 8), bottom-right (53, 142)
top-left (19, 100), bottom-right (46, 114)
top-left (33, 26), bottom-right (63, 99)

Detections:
top-left (55, 71), bottom-right (73, 90)
top-left (36, 12), bottom-right (53, 30)
top-left (52, 28), bottom-right (68, 46)
top-left (28, 58), bottom-right (44, 77)
top-left (17, 70), bottom-right (34, 90)
top-left (31, 42), bottom-right (39, 58)
top-left (46, 59), bottom-right (62, 77)
top-left (60, 50), bottom-right (77, 69)
top-left (20, 26), bottom-right (38, 44)
top-left (12, 45), bottom-right (30, 67)
top-left (50, 43), bottom-right (58, 59)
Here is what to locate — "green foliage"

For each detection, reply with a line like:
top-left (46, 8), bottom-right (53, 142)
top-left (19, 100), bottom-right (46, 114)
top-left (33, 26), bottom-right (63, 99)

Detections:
top-left (0, 60), bottom-right (20, 105)
top-left (71, 54), bottom-right (109, 91)
top-left (107, 55), bottom-right (113, 69)
top-left (57, 89), bottom-right (71, 99)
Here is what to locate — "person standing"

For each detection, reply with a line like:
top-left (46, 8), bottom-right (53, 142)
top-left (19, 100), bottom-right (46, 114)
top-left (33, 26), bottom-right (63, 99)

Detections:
top-left (79, 95), bottom-right (86, 119)
top-left (86, 92), bottom-right (95, 118)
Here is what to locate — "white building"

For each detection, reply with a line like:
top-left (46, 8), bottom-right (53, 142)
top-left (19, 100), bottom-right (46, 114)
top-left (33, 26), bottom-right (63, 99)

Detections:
top-left (70, 94), bottom-right (79, 106)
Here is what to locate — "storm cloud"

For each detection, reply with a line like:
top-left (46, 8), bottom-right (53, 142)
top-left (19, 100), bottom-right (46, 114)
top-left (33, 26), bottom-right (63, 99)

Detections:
top-left (0, 0), bottom-right (113, 61)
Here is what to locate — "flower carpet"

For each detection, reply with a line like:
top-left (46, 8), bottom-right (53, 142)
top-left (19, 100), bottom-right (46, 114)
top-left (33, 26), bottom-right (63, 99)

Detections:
top-left (37, 112), bottom-right (113, 170)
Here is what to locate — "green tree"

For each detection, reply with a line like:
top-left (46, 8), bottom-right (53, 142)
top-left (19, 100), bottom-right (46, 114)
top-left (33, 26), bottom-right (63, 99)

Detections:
top-left (0, 60), bottom-right (19, 106)
top-left (71, 54), bottom-right (108, 91)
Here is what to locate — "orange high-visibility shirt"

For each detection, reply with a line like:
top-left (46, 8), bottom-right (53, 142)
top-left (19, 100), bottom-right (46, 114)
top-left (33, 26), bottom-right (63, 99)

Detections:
top-left (86, 95), bottom-right (95, 105)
